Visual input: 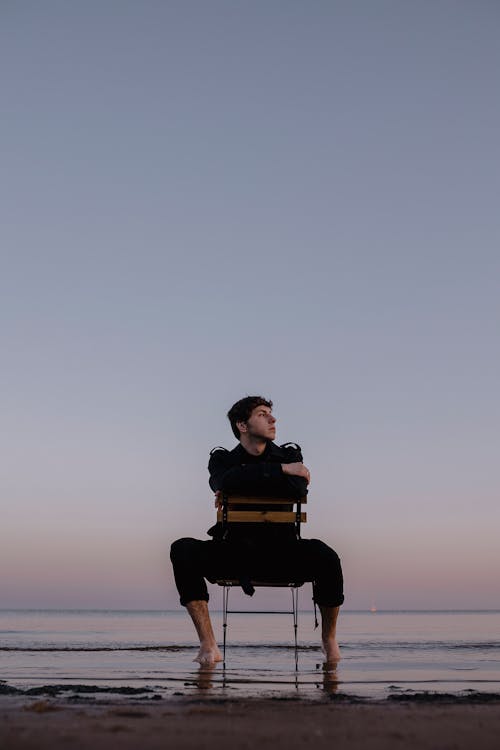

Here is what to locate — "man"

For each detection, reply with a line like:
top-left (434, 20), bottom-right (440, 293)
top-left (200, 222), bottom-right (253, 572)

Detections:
top-left (170, 396), bottom-right (344, 666)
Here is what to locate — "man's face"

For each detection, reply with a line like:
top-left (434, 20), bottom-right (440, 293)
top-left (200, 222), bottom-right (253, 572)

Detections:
top-left (239, 405), bottom-right (276, 441)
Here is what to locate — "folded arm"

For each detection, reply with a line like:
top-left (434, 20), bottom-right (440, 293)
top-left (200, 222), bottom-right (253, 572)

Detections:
top-left (208, 452), bottom-right (308, 499)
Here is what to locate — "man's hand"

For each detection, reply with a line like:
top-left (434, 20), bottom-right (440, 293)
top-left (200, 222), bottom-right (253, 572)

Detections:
top-left (214, 490), bottom-right (223, 509)
top-left (281, 462), bottom-right (311, 484)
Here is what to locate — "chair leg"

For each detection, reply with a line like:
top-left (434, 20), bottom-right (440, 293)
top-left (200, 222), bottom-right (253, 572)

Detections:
top-left (221, 584), bottom-right (300, 670)
top-left (222, 585), bottom-right (229, 666)
top-left (291, 586), bottom-right (299, 671)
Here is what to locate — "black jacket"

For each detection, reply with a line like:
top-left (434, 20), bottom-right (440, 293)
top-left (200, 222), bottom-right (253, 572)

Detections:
top-left (207, 440), bottom-right (307, 540)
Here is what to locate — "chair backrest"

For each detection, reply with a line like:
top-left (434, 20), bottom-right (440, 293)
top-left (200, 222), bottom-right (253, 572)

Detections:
top-left (217, 494), bottom-right (307, 537)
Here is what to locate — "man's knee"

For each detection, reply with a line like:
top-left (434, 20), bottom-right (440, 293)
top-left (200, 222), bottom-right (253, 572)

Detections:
top-left (307, 538), bottom-right (342, 567)
top-left (170, 537), bottom-right (199, 564)
top-left (306, 539), bottom-right (344, 607)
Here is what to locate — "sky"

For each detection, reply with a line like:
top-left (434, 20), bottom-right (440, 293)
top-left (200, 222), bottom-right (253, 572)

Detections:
top-left (1, 1), bottom-right (499, 611)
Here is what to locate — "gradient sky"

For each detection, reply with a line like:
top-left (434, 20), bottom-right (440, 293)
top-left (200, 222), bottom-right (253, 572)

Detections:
top-left (1, 1), bottom-right (499, 610)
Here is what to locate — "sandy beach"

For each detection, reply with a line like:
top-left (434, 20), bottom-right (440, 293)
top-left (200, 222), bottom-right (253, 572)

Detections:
top-left (2, 693), bottom-right (500, 750)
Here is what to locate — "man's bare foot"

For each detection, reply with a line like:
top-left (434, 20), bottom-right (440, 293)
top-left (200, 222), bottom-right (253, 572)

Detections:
top-left (194, 644), bottom-right (223, 666)
top-left (322, 638), bottom-right (341, 664)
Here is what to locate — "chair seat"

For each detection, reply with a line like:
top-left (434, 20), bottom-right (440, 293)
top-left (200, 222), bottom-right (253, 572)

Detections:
top-left (216, 579), bottom-right (304, 587)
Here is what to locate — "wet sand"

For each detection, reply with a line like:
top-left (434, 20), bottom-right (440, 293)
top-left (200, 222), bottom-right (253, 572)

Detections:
top-left (2, 693), bottom-right (500, 750)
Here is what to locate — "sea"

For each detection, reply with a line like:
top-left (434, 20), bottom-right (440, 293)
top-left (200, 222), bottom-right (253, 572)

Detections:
top-left (2, 605), bottom-right (500, 701)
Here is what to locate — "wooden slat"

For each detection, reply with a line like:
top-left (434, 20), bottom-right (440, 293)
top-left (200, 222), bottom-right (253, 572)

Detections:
top-left (217, 511), bottom-right (307, 523)
top-left (223, 496), bottom-right (307, 505)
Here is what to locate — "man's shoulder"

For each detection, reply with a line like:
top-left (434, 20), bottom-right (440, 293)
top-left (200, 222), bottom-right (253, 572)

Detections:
top-left (269, 441), bottom-right (304, 462)
top-left (209, 445), bottom-right (230, 457)
top-left (208, 441), bottom-right (304, 468)
top-left (280, 441), bottom-right (302, 453)
top-left (208, 444), bottom-right (240, 470)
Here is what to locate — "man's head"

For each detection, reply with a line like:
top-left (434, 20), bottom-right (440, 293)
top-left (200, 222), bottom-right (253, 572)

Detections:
top-left (227, 396), bottom-right (276, 441)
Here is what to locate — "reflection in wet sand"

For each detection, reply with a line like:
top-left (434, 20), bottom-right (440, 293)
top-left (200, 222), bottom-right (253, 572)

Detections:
top-left (194, 663), bottom-right (217, 690)
top-left (320, 661), bottom-right (339, 695)
top-left (194, 659), bottom-right (340, 696)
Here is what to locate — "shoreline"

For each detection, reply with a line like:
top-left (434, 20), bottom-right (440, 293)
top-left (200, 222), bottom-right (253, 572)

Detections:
top-left (3, 681), bottom-right (500, 703)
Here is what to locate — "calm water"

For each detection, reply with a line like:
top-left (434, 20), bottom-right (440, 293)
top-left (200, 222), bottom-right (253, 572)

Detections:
top-left (2, 605), bottom-right (500, 700)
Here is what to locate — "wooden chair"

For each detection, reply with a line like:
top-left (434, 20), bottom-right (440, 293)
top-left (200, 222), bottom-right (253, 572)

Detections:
top-left (215, 493), bottom-right (307, 668)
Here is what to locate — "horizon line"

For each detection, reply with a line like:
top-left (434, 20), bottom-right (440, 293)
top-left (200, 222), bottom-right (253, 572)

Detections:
top-left (2, 608), bottom-right (500, 614)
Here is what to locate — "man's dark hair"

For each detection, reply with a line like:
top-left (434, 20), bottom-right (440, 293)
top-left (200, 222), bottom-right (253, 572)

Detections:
top-left (227, 396), bottom-right (273, 439)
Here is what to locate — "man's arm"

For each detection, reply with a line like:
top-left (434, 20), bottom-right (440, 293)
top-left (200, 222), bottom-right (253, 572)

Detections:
top-left (281, 462), bottom-right (310, 490)
top-left (208, 448), bottom-right (309, 498)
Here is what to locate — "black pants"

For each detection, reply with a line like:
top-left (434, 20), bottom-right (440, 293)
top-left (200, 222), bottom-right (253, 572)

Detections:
top-left (170, 536), bottom-right (344, 607)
